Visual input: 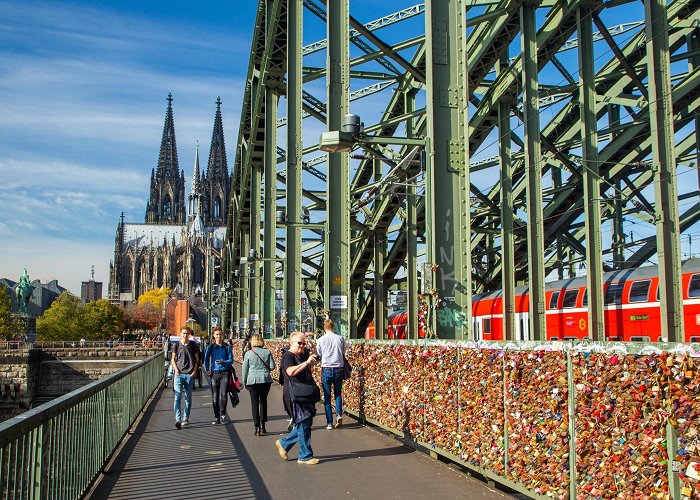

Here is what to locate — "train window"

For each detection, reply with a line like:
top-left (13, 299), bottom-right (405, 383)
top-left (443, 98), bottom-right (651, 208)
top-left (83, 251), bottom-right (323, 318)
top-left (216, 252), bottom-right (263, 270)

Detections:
top-left (582, 290), bottom-right (587, 307)
top-left (549, 291), bottom-right (560, 309)
top-left (689, 274), bottom-right (700, 298)
top-left (483, 318), bottom-right (491, 334)
top-left (605, 283), bottom-right (624, 305)
top-left (562, 289), bottom-right (578, 308)
top-left (630, 336), bottom-right (651, 342)
top-left (629, 280), bottom-right (651, 303)
top-left (608, 336), bottom-right (623, 341)
top-left (690, 336), bottom-right (700, 342)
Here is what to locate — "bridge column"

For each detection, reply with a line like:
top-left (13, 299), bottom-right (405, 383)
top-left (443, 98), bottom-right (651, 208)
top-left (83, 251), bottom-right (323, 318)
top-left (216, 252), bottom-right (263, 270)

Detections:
top-left (498, 47), bottom-right (516, 342)
top-left (578, 3), bottom-right (605, 341)
top-left (520, 0), bottom-right (546, 341)
top-left (646, 0), bottom-right (684, 343)
top-left (262, 83), bottom-right (278, 338)
top-left (405, 90), bottom-right (419, 340)
top-left (285, 0), bottom-right (303, 338)
top-left (425, 0), bottom-right (471, 340)
top-left (325, 0), bottom-right (352, 337)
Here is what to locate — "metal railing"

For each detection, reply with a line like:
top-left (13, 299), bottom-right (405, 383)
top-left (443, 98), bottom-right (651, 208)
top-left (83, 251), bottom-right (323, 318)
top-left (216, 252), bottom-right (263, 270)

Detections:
top-left (0, 341), bottom-right (166, 351)
top-left (0, 352), bottom-right (163, 499)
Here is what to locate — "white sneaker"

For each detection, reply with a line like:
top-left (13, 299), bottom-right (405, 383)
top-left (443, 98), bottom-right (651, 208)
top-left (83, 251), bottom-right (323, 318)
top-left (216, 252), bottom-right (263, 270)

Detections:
top-left (221, 415), bottom-right (230, 424)
top-left (325, 424), bottom-right (333, 430)
top-left (182, 419), bottom-right (189, 426)
top-left (335, 416), bottom-right (343, 428)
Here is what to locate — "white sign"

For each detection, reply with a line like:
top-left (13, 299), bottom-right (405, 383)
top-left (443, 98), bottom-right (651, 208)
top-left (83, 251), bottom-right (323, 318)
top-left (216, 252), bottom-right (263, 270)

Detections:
top-left (250, 313), bottom-right (259, 320)
top-left (211, 316), bottom-right (219, 326)
top-left (330, 295), bottom-right (348, 309)
top-left (239, 318), bottom-right (248, 327)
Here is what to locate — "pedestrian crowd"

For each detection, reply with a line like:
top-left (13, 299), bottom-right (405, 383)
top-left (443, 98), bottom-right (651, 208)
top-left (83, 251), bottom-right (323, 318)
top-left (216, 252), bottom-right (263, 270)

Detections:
top-left (169, 320), bottom-right (349, 465)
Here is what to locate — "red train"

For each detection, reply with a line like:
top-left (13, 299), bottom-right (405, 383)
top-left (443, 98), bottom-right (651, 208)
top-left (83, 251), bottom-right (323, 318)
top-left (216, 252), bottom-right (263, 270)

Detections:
top-left (366, 259), bottom-right (700, 342)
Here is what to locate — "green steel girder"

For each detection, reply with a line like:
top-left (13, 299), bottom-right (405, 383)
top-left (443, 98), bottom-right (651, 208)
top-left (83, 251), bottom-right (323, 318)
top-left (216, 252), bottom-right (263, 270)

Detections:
top-left (227, 0), bottom-right (700, 346)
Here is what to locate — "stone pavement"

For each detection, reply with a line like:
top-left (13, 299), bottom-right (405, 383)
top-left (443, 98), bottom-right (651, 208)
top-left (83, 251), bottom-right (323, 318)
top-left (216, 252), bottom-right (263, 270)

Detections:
top-left (90, 365), bottom-right (513, 499)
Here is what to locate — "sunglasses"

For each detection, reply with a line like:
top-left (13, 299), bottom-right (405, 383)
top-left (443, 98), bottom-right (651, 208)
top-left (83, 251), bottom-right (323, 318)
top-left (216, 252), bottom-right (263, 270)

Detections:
top-left (295, 341), bottom-right (306, 346)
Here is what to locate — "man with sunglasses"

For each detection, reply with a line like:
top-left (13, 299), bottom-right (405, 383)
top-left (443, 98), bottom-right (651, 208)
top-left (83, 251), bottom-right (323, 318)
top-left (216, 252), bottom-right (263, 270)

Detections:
top-left (275, 331), bottom-right (321, 465)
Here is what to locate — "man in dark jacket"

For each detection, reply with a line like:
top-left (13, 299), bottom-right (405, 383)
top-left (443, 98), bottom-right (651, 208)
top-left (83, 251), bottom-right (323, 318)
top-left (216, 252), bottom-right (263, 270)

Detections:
top-left (171, 327), bottom-right (200, 429)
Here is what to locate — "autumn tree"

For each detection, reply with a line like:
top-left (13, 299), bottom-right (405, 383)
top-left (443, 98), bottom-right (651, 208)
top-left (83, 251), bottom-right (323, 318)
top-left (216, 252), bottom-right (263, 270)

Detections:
top-left (36, 291), bottom-right (82, 341)
top-left (124, 302), bottom-right (162, 332)
top-left (138, 288), bottom-right (172, 309)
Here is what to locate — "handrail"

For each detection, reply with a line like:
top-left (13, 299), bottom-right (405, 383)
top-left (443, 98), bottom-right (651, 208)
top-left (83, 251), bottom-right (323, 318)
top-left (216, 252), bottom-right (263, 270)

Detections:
top-left (0, 352), bottom-right (164, 499)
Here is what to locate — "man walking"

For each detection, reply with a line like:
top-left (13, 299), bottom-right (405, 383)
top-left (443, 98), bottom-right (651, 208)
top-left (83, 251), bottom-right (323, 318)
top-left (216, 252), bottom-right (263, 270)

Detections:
top-left (205, 326), bottom-right (233, 425)
top-left (315, 318), bottom-right (346, 429)
top-left (172, 327), bottom-right (200, 429)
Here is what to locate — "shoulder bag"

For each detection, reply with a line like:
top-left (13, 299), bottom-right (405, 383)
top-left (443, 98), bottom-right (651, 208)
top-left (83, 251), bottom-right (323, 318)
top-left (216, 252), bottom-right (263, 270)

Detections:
top-left (283, 355), bottom-right (321, 405)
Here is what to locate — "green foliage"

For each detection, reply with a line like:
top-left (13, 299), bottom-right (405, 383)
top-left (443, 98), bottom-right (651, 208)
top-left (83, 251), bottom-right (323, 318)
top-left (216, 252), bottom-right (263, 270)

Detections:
top-left (36, 293), bottom-right (125, 341)
top-left (36, 292), bottom-right (81, 341)
top-left (0, 285), bottom-right (20, 339)
top-left (83, 300), bottom-right (125, 340)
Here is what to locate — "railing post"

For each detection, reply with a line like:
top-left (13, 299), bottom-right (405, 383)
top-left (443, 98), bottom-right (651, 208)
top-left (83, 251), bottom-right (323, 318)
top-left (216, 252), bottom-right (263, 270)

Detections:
top-left (567, 350), bottom-right (577, 499)
top-left (101, 386), bottom-right (109, 466)
top-left (502, 353), bottom-right (508, 474)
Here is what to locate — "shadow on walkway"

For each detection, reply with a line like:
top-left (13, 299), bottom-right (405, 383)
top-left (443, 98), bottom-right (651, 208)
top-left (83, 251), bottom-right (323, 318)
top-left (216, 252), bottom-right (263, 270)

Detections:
top-left (90, 366), bottom-right (512, 500)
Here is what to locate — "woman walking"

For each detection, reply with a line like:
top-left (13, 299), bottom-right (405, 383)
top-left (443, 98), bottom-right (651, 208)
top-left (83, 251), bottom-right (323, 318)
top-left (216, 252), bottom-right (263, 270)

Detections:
top-left (204, 326), bottom-right (233, 425)
top-left (242, 334), bottom-right (275, 436)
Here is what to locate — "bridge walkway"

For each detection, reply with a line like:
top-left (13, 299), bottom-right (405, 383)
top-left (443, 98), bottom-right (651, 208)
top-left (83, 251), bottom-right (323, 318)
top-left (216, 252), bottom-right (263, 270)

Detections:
top-left (89, 365), bottom-right (512, 499)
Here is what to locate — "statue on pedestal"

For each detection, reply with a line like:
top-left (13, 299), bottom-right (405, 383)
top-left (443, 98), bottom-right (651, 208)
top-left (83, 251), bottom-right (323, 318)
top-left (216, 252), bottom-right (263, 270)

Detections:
top-left (15, 268), bottom-right (34, 315)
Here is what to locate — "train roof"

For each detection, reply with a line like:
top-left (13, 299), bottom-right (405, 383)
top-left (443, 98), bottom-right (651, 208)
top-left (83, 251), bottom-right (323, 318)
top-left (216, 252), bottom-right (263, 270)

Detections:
top-left (473, 257), bottom-right (700, 300)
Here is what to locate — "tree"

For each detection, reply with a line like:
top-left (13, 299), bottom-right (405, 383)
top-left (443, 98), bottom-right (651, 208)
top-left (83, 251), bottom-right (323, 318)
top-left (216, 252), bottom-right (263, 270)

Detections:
top-left (83, 300), bottom-right (125, 340)
top-left (138, 288), bottom-right (171, 309)
top-left (0, 285), bottom-right (20, 339)
top-left (36, 291), bottom-right (82, 341)
top-left (124, 302), bottom-right (162, 332)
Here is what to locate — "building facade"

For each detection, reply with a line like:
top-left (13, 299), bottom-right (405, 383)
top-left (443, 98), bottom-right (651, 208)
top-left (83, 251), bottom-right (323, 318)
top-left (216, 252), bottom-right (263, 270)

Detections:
top-left (108, 95), bottom-right (231, 305)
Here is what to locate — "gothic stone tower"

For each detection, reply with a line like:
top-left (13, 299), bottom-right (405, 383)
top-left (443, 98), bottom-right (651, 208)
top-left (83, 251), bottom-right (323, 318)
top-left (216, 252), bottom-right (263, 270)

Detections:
top-left (202, 97), bottom-right (231, 226)
top-left (145, 93), bottom-right (186, 224)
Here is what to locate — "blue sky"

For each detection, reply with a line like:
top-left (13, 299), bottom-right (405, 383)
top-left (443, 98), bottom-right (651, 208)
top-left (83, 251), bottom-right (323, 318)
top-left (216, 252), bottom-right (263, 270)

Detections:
top-left (0, 0), bottom-right (257, 294)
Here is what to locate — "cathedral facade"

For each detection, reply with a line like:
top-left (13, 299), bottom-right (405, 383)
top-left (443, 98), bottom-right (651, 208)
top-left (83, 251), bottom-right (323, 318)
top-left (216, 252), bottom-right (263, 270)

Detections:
top-left (108, 95), bottom-right (230, 305)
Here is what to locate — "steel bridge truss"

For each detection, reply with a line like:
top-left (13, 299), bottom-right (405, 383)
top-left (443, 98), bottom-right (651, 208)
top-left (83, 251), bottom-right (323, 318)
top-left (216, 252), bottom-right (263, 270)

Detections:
top-left (224, 0), bottom-right (700, 342)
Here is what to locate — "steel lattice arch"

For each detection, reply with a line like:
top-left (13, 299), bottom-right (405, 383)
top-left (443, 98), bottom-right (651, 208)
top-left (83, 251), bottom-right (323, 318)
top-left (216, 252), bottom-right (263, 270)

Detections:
top-left (222, 0), bottom-right (700, 342)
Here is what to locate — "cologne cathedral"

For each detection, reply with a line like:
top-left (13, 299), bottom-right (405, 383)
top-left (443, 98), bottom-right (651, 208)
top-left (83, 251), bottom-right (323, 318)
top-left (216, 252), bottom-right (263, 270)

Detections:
top-left (108, 94), bottom-right (230, 305)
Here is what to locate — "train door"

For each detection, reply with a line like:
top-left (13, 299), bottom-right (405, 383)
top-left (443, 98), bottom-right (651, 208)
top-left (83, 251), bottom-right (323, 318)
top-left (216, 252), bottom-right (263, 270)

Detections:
top-left (473, 317), bottom-right (481, 341)
top-left (515, 313), bottom-right (529, 340)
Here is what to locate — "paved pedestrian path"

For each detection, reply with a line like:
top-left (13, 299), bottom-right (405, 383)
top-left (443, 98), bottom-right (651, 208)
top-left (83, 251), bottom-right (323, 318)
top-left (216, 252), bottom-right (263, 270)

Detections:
top-left (90, 365), bottom-right (512, 499)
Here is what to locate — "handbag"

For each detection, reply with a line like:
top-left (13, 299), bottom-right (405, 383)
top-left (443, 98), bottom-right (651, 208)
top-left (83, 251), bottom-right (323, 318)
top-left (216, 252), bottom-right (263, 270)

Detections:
top-left (289, 378), bottom-right (321, 405)
top-left (342, 355), bottom-right (353, 380)
top-left (283, 355), bottom-right (321, 405)
top-left (227, 366), bottom-right (241, 408)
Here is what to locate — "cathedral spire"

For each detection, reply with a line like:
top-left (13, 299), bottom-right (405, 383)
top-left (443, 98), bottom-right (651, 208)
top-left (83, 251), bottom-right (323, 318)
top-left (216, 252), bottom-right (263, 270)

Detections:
top-left (189, 143), bottom-right (203, 217)
top-left (145, 94), bottom-right (186, 224)
top-left (157, 93), bottom-right (179, 178)
top-left (203, 97), bottom-right (230, 225)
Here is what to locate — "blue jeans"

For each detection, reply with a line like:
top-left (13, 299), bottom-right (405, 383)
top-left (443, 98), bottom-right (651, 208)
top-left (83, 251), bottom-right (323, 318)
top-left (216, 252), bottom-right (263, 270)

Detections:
top-left (173, 373), bottom-right (193, 421)
top-left (322, 367), bottom-right (344, 425)
top-left (279, 415), bottom-right (314, 461)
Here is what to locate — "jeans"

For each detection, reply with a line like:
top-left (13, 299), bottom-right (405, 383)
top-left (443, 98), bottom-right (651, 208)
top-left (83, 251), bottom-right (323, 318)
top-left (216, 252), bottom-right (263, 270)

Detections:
top-left (173, 373), bottom-right (193, 421)
top-left (247, 383), bottom-right (272, 428)
top-left (322, 367), bottom-right (344, 425)
top-left (279, 415), bottom-right (314, 461)
top-left (210, 370), bottom-right (229, 419)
